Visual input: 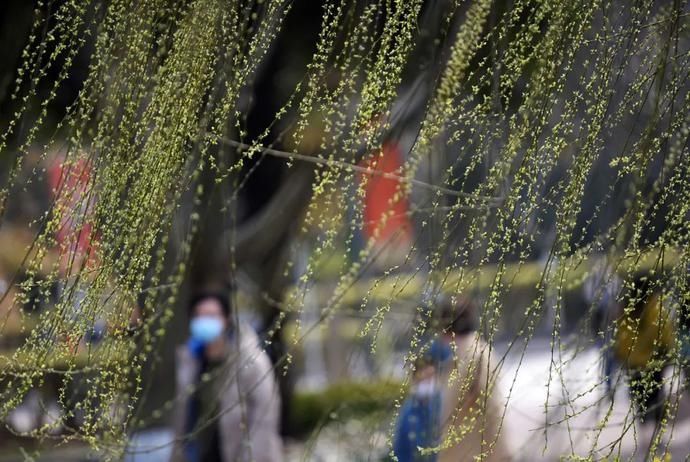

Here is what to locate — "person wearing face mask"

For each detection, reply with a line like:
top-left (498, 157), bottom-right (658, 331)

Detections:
top-left (170, 291), bottom-right (283, 462)
top-left (393, 339), bottom-right (451, 462)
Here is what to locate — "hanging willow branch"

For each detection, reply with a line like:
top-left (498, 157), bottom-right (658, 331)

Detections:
top-left (0, 0), bottom-right (687, 459)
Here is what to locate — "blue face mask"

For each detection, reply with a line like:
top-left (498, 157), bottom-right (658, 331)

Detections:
top-left (190, 316), bottom-right (225, 344)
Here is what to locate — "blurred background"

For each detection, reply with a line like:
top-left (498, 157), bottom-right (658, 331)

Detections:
top-left (0, 0), bottom-right (689, 460)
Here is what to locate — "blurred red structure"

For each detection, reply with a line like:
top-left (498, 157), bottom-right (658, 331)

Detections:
top-left (360, 143), bottom-right (412, 247)
top-left (47, 156), bottom-right (99, 272)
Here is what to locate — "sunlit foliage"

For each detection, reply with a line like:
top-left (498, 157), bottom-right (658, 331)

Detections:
top-left (0, 0), bottom-right (688, 459)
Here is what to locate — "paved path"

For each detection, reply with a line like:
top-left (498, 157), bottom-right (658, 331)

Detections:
top-left (498, 340), bottom-right (690, 461)
top-left (16, 341), bottom-right (690, 461)
top-left (290, 340), bottom-right (690, 461)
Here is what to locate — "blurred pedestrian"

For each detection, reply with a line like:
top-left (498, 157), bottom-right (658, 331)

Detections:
top-left (436, 297), bottom-right (509, 462)
top-left (583, 264), bottom-right (622, 399)
top-left (170, 291), bottom-right (283, 462)
top-left (393, 338), bottom-right (451, 462)
top-left (614, 278), bottom-right (675, 424)
top-left (675, 284), bottom-right (690, 390)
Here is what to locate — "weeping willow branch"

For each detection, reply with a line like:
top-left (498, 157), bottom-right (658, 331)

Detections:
top-left (219, 137), bottom-right (502, 202)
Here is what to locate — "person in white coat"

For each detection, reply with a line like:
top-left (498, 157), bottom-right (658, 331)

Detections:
top-left (170, 292), bottom-right (283, 462)
top-left (436, 297), bottom-right (510, 462)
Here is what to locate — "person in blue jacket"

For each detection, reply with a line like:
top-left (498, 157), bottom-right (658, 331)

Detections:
top-left (393, 338), bottom-right (452, 461)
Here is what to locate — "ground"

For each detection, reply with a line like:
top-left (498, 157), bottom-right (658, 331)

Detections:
top-left (5, 340), bottom-right (690, 461)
